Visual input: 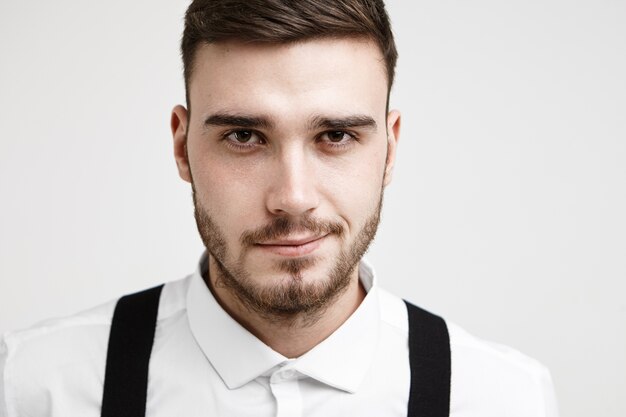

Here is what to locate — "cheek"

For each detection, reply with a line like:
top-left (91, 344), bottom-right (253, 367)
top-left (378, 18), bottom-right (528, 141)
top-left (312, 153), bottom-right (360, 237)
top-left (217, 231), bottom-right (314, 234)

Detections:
top-left (192, 156), bottom-right (266, 244)
top-left (318, 146), bottom-right (386, 225)
top-left (190, 135), bottom-right (262, 208)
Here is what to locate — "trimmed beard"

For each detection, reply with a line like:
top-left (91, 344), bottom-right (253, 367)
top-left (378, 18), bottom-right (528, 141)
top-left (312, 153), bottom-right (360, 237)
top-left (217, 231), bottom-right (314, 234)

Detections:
top-left (192, 186), bottom-right (383, 324)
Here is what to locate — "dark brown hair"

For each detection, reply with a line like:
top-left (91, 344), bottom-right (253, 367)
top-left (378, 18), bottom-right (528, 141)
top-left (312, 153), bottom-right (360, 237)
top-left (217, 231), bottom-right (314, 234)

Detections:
top-left (181, 0), bottom-right (397, 107)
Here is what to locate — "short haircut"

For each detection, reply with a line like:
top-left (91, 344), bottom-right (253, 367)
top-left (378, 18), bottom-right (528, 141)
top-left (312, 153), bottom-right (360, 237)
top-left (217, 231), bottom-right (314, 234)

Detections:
top-left (181, 0), bottom-right (398, 109)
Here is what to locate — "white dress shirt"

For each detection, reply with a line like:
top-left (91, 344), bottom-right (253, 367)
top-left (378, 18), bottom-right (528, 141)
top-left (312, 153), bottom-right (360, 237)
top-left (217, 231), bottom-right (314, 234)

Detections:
top-left (0, 254), bottom-right (559, 417)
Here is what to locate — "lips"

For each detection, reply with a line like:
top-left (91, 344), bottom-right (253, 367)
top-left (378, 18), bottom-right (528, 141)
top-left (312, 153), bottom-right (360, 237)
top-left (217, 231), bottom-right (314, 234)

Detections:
top-left (255, 234), bottom-right (327, 257)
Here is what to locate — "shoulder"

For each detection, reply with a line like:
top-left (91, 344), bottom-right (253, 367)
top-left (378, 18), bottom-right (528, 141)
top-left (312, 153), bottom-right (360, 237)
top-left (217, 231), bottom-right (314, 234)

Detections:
top-left (447, 321), bottom-right (558, 414)
top-left (377, 288), bottom-right (559, 416)
top-left (447, 320), bottom-right (548, 378)
top-left (0, 277), bottom-right (191, 416)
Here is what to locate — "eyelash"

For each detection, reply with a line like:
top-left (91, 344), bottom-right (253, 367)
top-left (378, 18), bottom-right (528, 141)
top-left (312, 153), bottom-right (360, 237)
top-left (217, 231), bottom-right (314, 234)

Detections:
top-left (220, 130), bottom-right (359, 152)
top-left (319, 131), bottom-right (358, 150)
top-left (221, 130), bottom-right (265, 151)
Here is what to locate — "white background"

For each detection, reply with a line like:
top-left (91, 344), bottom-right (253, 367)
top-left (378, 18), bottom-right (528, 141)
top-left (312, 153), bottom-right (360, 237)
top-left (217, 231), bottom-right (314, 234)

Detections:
top-left (1, 1), bottom-right (624, 416)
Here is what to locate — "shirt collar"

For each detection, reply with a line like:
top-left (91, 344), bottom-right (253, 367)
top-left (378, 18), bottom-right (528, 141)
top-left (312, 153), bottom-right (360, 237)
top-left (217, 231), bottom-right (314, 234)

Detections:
top-left (292, 260), bottom-right (380, 393)
top-left (186, 252), bottom-right (380, 393)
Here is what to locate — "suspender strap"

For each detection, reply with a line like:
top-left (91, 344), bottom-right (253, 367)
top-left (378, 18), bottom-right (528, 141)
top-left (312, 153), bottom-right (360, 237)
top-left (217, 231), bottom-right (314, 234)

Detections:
top-left (101, 285), bottom-right (164, 417)
top-left (404, 301), bottom-right (451, 417)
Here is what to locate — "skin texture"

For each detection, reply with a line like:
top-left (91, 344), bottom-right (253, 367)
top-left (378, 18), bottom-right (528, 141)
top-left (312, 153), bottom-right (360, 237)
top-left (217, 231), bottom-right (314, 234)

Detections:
top-left (171, 38), bottom-right (401, 357)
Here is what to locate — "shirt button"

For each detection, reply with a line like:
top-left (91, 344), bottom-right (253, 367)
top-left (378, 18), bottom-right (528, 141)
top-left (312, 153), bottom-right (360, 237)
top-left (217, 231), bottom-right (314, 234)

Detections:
top-left (282, 369), bottom-right (296, 379)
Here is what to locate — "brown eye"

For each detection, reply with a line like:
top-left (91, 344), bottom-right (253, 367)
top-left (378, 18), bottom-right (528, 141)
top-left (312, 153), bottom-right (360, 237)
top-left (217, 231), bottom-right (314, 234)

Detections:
top-left (225, 130), bottom-right (264, 146)
top-left (315, 129), bottom-right (358, 152)
top-left (327, 131), bottom-right (348, 143)
top-left (233, 130), bottom-right (253, 143)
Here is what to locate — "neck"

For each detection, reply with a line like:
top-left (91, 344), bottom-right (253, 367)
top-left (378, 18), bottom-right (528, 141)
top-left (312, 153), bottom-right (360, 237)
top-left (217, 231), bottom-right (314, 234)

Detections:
top-left (206, 258), bottom-right (366, 358)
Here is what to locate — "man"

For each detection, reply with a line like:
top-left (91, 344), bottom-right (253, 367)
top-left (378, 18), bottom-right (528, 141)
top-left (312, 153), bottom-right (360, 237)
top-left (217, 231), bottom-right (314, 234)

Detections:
top-left (0, 0), bottom-right (559, 416)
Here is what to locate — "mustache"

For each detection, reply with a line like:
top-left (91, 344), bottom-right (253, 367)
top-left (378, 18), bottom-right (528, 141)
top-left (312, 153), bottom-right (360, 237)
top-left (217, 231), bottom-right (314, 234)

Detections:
top-left (240, 216), bottom-right (344, 246)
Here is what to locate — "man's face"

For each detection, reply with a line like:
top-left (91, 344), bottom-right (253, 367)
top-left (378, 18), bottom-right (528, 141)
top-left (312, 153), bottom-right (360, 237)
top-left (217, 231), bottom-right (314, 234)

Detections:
top-left (172, 38), bottom-right (400, 317)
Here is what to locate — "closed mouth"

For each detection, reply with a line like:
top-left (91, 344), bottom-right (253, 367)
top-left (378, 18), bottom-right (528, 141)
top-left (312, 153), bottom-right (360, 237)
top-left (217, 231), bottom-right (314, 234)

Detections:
top-left (255, 234), bottom-right (328, 257)
top-left (257, 235), bottom-right (326, 246)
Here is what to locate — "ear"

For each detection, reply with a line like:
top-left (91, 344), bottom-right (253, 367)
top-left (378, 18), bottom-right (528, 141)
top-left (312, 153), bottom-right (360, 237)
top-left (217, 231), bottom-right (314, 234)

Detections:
top-left (383, 109), bottom-right (401, 187)
top-left (171, 105), bottom-right (192, 183)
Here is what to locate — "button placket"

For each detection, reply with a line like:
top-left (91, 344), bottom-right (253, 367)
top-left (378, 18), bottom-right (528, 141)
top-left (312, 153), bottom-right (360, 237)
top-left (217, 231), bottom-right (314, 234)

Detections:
top-left (270, 368), bottom-right (302, 417)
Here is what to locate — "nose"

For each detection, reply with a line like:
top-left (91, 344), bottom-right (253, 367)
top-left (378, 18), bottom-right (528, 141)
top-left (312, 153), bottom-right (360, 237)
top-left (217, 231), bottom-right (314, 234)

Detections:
top-left (265, 147), bottom-right (320, 217)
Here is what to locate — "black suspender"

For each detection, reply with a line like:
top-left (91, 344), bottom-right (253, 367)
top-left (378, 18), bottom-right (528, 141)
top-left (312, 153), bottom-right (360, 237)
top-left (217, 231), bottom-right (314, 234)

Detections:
top-left (101, 285), bottom-right (164, 417)
top-left (404, 301), bottom-right (451, 417)
top-left (101, 288), bottom-right (450, 417)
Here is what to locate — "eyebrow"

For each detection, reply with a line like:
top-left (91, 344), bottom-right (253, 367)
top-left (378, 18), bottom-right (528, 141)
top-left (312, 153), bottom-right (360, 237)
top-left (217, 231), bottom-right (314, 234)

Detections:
top-left (309, 115), bottom-right (377, 131)
top-left (204, 113), bottom-right (274, 130)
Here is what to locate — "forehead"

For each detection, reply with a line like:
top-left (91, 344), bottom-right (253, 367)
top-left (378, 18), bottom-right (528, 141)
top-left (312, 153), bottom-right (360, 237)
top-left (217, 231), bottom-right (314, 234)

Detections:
top-left (188, 38), bottom-right (389, 121)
